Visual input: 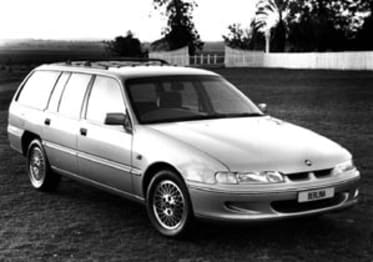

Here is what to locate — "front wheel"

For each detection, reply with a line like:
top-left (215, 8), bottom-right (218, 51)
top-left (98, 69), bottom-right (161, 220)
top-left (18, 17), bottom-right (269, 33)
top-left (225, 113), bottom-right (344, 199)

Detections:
top-left (146, 170), bottom-right (193, 237)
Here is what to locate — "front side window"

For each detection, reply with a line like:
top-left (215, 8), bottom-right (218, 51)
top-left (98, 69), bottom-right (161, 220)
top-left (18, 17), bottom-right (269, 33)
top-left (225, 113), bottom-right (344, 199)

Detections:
top-left (126, 75), bottom-right (262, 124)
top-left (59, 73), bottom-right (91, 119)
top-left (17, 70), bottom-right (60, 110)
top-left (86, 76), bottom-right (126, 124)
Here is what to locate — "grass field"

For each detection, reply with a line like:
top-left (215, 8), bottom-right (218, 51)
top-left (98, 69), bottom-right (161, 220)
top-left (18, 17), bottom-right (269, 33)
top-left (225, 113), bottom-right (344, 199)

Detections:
top-left (0, 68), bottom-right (372, 261)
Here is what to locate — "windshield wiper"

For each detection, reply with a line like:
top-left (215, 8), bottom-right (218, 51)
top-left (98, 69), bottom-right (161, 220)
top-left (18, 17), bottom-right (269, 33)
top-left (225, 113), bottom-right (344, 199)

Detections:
top-left (178, 112), bottom-right (264, 121)
top-left (143, 112), bottom-right (264, 124)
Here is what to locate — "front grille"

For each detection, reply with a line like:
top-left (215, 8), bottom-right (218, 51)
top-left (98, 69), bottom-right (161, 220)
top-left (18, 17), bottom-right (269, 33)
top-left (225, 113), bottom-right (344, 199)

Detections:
top-left (314, 169), bottom-right (333, 178)
top-left (271, 193), bottom-right (345, 213)
top-left (286, 172), bottom-right (309, 181)
top-left (286, 168), bottom-right (333, 182)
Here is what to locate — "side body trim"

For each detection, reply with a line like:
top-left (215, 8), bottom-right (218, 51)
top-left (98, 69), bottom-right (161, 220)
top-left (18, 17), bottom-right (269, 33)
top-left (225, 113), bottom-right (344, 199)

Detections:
top-left (44, 140), bottom-right (143, 176)
top-left (52, 166), bottom-right (145, 203)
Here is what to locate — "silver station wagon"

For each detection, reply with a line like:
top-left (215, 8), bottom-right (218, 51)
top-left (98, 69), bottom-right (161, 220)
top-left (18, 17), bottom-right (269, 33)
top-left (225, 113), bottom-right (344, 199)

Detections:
top-left (8, 59), bottom-right (360, 237)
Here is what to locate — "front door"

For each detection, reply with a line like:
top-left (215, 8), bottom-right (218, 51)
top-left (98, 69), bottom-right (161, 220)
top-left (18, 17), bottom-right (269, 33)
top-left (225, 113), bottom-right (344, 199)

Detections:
top-left (77, 76), bottom-right (133, 194)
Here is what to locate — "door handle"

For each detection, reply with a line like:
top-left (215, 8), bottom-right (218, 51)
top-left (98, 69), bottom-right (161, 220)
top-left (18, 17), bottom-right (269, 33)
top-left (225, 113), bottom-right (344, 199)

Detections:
top-left (80, 128), bottom-right (88, 136)
top-left (44, 118), bottom-right (51, 126)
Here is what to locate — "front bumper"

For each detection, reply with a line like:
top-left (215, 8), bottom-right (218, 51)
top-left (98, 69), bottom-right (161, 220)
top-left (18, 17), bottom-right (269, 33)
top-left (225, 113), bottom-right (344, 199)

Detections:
top-left (188, 175), bottom-right (360, 222)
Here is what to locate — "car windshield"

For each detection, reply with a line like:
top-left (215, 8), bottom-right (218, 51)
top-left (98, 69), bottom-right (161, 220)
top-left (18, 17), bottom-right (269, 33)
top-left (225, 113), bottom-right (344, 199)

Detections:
top-left (125, 75), bottom-right (263, 124)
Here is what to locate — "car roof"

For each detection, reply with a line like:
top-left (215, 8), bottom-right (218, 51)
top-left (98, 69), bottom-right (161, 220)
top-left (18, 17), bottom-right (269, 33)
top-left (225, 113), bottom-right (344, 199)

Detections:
top-left (35, 63), bottom-right (218, 81)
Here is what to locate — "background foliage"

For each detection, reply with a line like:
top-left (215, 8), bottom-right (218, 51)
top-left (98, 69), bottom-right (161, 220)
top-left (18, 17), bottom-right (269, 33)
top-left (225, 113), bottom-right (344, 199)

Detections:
top-left (106, 31), bottom-right (145, 57)
top-left (224, 0), bottom-right (373, 52)
top-left (153, 0), bottom-right (203, 55)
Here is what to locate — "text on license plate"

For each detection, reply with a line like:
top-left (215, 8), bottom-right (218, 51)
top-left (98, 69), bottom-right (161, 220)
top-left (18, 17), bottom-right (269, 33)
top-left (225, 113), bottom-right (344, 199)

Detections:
top-left (298, 188), bottom-right (335, 203)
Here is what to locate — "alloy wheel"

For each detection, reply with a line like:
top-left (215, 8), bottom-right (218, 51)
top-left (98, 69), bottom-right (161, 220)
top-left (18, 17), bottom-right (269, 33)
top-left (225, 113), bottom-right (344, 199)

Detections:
top-left (28, 146), bottom-right (46, 188)
top-left (152, 180), bottom-right (186, 230)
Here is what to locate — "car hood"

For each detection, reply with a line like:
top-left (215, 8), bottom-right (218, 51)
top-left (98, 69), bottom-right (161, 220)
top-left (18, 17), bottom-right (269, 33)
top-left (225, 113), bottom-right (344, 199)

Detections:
top-left (148, 117), bottom-right (351, 173)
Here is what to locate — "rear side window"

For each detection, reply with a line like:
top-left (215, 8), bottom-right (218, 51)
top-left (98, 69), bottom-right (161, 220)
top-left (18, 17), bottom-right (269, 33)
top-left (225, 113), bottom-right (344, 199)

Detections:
top-left (17, 70), bottom-right (60, 110)
top-left (59, 73), bottom-right (91, 119)
top-left (86, 76), bottom-right (126, 124)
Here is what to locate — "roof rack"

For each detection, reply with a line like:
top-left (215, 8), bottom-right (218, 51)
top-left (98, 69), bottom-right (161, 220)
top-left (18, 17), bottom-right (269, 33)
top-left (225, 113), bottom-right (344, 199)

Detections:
top-left (55, 57), bottom-right (170, 70)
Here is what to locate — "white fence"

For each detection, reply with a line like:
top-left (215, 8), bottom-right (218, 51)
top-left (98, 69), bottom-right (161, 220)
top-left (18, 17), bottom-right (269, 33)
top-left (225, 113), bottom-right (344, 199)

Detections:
top-left (149, 46), bottom-right (190, 66)
top-left (225, 46), bottom-right (373, 70)
top-left (149, 46), bottom-right (224, 66)
top-left (190, 54), bottom-right (225, 66)
top-left (150, 45), bottom-right (373, 70)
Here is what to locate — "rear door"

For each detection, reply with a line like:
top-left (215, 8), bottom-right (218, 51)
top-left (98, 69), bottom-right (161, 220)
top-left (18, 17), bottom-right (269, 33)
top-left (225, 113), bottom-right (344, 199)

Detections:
top-left (43, 72), bottom-right (92, 175)
top-left (77, 76), bottom-right (133, 193)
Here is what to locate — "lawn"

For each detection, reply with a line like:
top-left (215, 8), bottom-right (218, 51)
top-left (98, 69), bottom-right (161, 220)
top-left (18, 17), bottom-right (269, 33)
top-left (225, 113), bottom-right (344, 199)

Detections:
top-left (0, 68), bottom-right (372, 261)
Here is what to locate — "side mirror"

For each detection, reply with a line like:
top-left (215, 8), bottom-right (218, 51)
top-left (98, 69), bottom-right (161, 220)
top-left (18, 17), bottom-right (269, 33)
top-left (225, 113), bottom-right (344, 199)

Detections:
top-left (104, 113), bottom-right (132, 133)
top-left (258, 103), bottom-right (268, 114)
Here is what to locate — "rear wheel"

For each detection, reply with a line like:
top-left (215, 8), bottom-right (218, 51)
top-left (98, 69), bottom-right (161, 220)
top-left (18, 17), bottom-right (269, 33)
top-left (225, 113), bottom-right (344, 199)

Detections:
top-left (26, 139), bottom-right (60, 191)
top-left (146, 170), bottom-right (193, 237)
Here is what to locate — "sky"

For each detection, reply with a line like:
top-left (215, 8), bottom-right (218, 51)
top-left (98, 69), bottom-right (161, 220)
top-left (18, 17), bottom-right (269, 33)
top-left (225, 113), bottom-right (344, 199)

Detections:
top-left (0, 0), bottom-right (257, 42)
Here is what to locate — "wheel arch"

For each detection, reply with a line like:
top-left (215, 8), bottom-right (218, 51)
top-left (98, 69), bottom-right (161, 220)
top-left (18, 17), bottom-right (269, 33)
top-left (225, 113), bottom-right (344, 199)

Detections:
top-left (21, 131), bottom-right (41, 156)
top-left (142, 162), bottom-right (186, 199)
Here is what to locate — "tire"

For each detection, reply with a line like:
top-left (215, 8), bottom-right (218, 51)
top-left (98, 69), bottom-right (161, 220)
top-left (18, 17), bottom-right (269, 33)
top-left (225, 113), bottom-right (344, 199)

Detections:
top-left (26, 139), bottom-right (60, 191)
top-left (146, 169), bottom-right (193, 237)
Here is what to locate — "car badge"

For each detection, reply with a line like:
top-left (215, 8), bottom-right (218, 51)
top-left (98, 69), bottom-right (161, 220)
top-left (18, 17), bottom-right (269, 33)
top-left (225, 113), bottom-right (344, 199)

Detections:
top-left (305, 159), bottom-right (312, 166)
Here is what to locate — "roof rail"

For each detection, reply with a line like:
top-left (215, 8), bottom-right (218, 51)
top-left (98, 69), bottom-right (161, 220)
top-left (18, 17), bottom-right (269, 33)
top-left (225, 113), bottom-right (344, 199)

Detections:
top-left (53, 57), bottom-right (169, 70)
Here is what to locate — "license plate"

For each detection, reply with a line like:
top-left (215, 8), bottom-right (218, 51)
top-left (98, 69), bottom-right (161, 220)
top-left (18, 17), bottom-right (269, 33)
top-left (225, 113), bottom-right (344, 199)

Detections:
top-left (298, 188), bottom-right (335, 203)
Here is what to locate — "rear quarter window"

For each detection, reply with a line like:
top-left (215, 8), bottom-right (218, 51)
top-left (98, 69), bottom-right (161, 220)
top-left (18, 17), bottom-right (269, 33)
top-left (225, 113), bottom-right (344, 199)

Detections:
top-left (17, 70), bottom-right (60, 110)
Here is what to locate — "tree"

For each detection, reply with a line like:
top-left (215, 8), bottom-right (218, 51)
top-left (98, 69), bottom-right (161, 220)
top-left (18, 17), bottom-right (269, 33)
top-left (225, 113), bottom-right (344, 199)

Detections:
top-left (355, 15), bottom-right (373, 50)
top-left (153, 0), bottom-right (203, 55)
top-left (287, 11), bottom-right (348, 51)
top-left (287, 0), bottom-right (368, 51)
top-left (254, 0), bottom-right (289, 52)
top-left (253, 0), bottom-right (369, 52)
top-left (353, 0), bottom-right (373, 50)
top-left (106, 31), bottom-right (144, 57)
top-left (223, 23), bottom-right (253, 50)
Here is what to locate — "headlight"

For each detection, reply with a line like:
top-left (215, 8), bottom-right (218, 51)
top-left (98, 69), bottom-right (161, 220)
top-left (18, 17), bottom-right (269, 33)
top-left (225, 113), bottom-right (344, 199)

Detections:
top-left (215, 171), bottom-right (284, 185)
top-left (332, 159), bottom-right (356, 175)
top-left (215, 172), bottom-right (239, 184)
